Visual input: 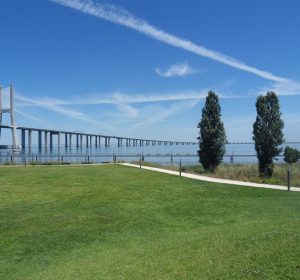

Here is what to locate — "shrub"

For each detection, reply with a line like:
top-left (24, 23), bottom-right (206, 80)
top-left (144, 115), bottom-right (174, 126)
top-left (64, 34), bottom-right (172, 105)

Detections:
top-left (284, 146), bottom-right (300, 164)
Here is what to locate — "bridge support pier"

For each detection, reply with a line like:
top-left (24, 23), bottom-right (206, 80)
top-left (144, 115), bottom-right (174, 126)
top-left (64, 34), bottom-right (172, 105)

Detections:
top-left (28, 129), bottom-right (32, 153)
top-left (44, 131), bottom-right (48, 151)
top-left (117, 138), bottom-right (122, 147)
top-left (76, 134), bottom-right (79, 147)
top-left (21, 129), bottom-right (26, 151)
top-left (38, 131), bottom-right (42, 153)
top-left (65, 133), bottom-right (68, 148)
top-left (107, 137), bottom-right (111, 147)
top-left (58, 132), bottom-right (61, 153)
top-left (69, 134), bottom-right (72, 148)
top-left (105, 137), bottom-right (108, 147)
top-left (50, 132), bottom-right (53, 151)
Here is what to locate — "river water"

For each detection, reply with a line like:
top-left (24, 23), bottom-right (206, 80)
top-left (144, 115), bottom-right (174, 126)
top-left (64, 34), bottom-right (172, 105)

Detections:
top-left (1, 143), bottom-right (299, 166)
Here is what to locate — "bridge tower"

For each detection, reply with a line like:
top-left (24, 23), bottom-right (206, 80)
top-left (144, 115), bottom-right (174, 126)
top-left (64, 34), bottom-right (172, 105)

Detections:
top-left (0, 85), bottom-right (20, 149)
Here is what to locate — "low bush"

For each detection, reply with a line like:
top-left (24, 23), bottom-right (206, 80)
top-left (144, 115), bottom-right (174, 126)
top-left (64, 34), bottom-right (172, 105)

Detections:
top-left (284, 146), bottom-right (300, 164)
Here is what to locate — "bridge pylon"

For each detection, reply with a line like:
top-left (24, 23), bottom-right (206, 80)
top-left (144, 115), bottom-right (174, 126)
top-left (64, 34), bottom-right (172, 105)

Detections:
top-left (0, 85), bottom-right (20, 149)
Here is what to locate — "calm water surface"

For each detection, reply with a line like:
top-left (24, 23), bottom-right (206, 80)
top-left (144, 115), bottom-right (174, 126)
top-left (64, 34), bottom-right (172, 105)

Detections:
top-left (1, 143), bottom-right (299, 165)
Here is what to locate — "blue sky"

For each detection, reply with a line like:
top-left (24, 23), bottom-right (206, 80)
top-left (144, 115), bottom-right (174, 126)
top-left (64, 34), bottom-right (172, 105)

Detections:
top-left (1, 0), bottom-right (300, 142)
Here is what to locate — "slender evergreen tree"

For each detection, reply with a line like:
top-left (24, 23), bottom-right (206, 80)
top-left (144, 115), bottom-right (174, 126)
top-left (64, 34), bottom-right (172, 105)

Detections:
top-left (253, 91), bottom-right (284, 178)
top-left (197, 91), bottom-right (226, 172)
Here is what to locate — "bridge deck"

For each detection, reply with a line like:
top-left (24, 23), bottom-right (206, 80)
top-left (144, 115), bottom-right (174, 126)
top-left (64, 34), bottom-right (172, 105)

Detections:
top-left (1, 124), bottom-right (299, 145)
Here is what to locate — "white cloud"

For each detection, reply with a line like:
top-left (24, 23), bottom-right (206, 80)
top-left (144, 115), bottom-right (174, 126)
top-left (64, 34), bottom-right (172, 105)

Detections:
top-left (114, 103), bottom-right (139, 118)
top-left (135, 99), bottom-right (199, 127)
top-left (248, 80), bottom-right (300, 98)
top-left (13, 88), bottom-right (214, 132)
top-left (113, 99), bottom-right (201, 132)
top-left (267, 80), bottom-right (300, 96)
top-left (13, 83), bottom-right (243, 128)
top-left (76, 90), bottom-right (212, 105)
top-left (51, 0), bottom-right (292, 83)
top-left (14, 109), bottom-right (49, 126)
top-left (12, 81), bottom-right (243, 136)
top-left (155, 62), bottom-right (196, 78)
top-left (15, 90), bottom-right (212, 107)
top-left (14, 91), bottom-right (113, 130)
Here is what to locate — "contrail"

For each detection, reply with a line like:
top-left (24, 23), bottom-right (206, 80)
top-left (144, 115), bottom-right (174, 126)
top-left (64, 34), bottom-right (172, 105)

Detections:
top-left (51, 0), bottom-right (289, 83)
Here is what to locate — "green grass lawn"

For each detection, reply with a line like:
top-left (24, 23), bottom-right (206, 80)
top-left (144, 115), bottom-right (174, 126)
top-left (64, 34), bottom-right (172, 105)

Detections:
top-left (0, 165), bottom-right (300, 279)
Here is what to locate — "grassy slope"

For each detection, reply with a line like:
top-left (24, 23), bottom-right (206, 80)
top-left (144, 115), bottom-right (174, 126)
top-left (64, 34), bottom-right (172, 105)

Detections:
top-left (0, 165), bottom-right (300, 279)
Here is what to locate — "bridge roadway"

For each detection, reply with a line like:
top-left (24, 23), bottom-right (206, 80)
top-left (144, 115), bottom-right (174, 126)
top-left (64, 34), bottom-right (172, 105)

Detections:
top-left (0, 124), bottom-right (198, 151)
top-left (1, 124), bottom-right (299, 152)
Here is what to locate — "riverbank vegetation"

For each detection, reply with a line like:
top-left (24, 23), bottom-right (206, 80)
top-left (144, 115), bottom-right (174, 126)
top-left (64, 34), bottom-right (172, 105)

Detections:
top-left (132, 161), bottom-right (300, 187)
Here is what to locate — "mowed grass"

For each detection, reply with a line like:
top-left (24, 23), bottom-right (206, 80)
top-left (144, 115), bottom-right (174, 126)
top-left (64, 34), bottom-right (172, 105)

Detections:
top-left (0, 165), bottom-right (300, 279)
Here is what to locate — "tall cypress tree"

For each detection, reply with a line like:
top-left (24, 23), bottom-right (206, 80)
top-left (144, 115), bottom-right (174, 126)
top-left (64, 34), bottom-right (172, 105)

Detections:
top-left (253, 91), bottom-right (284, 178)
top-left (197, 91), bottom-right (226, 172)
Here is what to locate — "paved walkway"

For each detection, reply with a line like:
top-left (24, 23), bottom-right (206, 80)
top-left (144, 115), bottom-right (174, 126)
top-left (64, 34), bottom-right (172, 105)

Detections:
top-left (119, 163), bottom-right (300, 192)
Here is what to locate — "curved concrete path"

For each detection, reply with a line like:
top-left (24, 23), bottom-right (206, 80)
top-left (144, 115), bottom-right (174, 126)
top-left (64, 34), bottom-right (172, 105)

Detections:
top-left (119, 163), bottom-right (300, 192)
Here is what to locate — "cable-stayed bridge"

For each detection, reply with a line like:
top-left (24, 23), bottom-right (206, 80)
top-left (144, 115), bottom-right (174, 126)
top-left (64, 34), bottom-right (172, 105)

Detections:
top-left (0, 123), bottom-right (198, 152)
top-left (0, 85), bottom-right (199, 151)
top-left (1, 85), bottom-right (299, 153)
